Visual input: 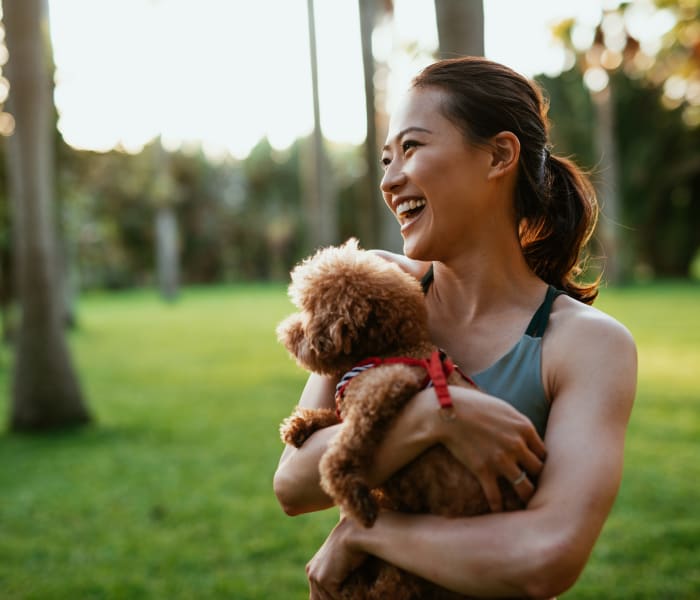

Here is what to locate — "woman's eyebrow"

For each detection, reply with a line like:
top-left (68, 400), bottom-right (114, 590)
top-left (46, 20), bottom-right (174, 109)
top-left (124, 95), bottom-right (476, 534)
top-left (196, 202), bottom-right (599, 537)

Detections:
top-left (382, 126), bottom-right (433, 151)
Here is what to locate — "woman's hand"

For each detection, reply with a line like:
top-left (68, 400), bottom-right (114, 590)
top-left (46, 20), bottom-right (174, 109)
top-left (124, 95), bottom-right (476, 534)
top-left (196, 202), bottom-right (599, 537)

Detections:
top-left (364, 385), bottom-right (546, 513)
top-left (435, 386), bottom-right (547, 511)
top-left (306, 517), bottom-right (366, 600)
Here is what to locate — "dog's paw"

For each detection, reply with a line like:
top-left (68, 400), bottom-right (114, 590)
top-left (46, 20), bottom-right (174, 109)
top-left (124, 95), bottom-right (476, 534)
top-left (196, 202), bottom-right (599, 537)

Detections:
top-left (279, 415), bottom-right (313, 448)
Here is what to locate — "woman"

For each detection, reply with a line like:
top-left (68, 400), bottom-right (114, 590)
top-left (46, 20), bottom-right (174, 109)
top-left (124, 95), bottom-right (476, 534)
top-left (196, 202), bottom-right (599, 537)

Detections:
top-left (274, 57), bottom-right (637, 599)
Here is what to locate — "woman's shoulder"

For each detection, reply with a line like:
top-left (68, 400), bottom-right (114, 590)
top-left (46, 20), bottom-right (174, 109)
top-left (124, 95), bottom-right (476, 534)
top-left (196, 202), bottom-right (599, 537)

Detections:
top-left (546, 292), bottom-right (637, 390)
top-left (368, 249), bottom-right (431, 281)
top-left (550, 293), bottom-right (635, 347)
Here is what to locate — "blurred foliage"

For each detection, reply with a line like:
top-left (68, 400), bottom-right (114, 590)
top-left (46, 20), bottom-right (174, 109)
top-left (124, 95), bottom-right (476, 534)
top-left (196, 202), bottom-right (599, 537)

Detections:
top-left (544, 0), bottom-right (700, 280)
top-left (45, 137), bottom-right (352, 290)
top-left (0, 128), bottom-right (374, 307)
top-left (540, 67), bottom-right (700, 279)
top-left (47, 134), bottom-right (370, 291)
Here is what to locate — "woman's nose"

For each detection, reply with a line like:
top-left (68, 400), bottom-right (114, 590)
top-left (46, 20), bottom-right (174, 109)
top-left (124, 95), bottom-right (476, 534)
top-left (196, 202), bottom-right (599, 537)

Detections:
top-left (380, 162), bottom-right (406, 194)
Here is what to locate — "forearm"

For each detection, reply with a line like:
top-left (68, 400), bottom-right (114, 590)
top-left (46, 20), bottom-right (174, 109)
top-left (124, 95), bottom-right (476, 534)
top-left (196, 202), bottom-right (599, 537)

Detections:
top-left (274, 424), bottom-right (339, 515)
top-left (275, 389), bottom-right (437, 514)
top-left (274, 373), bottom-right (340, 515)
top-left (348, 377), bottom-right (629, 598)
top-left (351, 508), bottom-right (567, 599)
top-left (364, 387), bottom-right (439, 486)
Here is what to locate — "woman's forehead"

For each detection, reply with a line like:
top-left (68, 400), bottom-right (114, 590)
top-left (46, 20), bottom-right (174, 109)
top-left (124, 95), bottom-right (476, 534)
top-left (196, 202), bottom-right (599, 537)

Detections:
top-left (386, 87), bottom-right (451, 139)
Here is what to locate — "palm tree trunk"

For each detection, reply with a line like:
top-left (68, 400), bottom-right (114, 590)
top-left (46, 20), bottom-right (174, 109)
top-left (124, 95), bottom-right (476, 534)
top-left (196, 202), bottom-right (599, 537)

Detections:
top-left (592, 84), bottom-right (623, 283)
top-left (153, 141), bottom-right (179, 301)
top-left (434, 0), bottom-right (484, 58)
top-left (358, 0), bottom-right (402, 252)
top-left (357, 0), bottom-right (381, 249)
top-left (4, 0), bottom-right (91, 430)
top-left (304, 0), bottom-right (337, 249)
top-left (155, 204), bottom-right (179, 301)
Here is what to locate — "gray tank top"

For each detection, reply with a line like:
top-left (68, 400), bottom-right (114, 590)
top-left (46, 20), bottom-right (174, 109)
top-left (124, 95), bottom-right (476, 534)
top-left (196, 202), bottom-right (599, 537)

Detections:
top-left (422, 268), bottom-right (563, 437)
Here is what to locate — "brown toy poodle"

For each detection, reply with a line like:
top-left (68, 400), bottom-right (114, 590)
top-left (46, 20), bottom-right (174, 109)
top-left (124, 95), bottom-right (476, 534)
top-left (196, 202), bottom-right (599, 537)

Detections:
top-left (277, 239), bottom-right (523, 600)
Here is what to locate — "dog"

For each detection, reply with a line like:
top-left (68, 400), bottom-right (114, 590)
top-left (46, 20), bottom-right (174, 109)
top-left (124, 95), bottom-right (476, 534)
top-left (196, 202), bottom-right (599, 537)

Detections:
top-left (277, 239), bottom-right (523, 599)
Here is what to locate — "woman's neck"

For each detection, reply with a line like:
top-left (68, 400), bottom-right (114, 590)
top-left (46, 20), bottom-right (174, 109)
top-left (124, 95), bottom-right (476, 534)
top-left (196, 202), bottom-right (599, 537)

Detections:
top-left (428, 237), bottom-right (544, 325)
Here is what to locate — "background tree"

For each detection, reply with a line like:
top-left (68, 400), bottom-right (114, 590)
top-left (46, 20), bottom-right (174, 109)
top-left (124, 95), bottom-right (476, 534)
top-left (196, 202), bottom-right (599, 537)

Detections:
top-left (151, 139), bottom-right (180, 301)
top-left (3, 0), bottom-right (90, 430)
top-left (356, 0), bottom-right (403, 252)
top-left (434, 0), bottom-right (484, 58)
top-left (303, 0), bottom-right (337, 251)
top-left (358, 0), bottom-right (384, 250)
top-left (0, 138), bottom-right (12, 343)
top-left (550, 0), bottom-right (700, 280)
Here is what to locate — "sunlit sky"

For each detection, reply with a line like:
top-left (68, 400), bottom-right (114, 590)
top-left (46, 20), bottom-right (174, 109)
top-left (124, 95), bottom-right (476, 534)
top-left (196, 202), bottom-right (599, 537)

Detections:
top-left (45, 0), bottom-right (642, 159)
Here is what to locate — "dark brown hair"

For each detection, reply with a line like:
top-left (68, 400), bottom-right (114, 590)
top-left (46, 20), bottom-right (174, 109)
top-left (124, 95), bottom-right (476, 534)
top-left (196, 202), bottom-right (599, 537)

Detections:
top-left (412, 57), bottom-right (599, 304)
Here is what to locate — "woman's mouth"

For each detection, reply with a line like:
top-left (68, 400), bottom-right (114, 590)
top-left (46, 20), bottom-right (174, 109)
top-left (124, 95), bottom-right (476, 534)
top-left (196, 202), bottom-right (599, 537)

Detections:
top-left (396, 198), bottom-right (426, 224)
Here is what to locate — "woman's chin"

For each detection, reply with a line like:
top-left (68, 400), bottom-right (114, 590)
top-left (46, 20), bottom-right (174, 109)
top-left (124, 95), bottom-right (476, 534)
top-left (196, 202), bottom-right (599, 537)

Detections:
top-left (402, 237), bottom-right (428, 261)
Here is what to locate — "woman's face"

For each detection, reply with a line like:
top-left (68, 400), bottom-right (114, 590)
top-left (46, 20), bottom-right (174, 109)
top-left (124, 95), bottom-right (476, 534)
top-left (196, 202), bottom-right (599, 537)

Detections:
top-left (380, 86), bottom-right (495, 261)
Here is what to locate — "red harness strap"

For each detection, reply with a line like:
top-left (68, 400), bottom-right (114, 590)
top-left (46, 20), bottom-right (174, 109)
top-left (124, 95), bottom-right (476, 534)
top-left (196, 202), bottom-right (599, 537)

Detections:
top-left (334, 349), bottom-right (473, 420)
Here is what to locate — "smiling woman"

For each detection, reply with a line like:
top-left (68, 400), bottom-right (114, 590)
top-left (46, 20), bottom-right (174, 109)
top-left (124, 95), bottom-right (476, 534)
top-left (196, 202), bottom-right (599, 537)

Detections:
top-left (275, 56), bottom-right (637, 599)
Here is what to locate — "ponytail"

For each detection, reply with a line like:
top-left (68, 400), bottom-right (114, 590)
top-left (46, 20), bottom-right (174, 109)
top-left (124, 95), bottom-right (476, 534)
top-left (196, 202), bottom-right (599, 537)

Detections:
top-left (519, 153), bottom-right (600, 305)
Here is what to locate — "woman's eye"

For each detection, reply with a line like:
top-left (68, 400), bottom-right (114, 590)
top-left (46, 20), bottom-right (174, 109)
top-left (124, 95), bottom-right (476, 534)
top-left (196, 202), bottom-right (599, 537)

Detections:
top-left (381, 156), bottom-right (391, 168)
top-left (401, 140), bottom-right (420, 153)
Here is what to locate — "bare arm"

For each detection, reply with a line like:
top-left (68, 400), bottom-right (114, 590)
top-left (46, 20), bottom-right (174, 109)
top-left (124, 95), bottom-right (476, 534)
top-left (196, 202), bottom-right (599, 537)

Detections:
top-left (273, 372), bottom-right (449, 515)
top-left (307, 311), bottom-right (637, 598)
top-left (273, 373), bottom-right (338, 514)
top-left (274, 374), bottom-right (545, 516)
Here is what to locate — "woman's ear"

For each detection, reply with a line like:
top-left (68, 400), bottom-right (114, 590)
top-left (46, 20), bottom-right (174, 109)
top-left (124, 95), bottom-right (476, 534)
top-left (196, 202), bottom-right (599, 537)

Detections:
top-left (487, 131), bottom-right (520, 180)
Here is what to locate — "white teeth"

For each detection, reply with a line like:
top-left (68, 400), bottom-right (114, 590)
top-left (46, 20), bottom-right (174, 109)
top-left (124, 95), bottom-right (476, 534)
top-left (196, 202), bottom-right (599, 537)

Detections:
top-left (396, 198), bottom-right (426, 215)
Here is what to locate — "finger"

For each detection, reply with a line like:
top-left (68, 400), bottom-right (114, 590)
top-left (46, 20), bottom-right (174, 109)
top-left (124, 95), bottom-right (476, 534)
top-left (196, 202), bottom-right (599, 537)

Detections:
top-left (515, 477), bottom-right (535, 504)
top-left (308, 581), bottom-right (333, 600)
top-left (526, 428), bottom-right (547, 461)
top-left (479, 475), bottom-right (504, 512)
top-left (507, 468), bottom-right (535, 504)
top-left (519, 450), bottom-right (544, 479)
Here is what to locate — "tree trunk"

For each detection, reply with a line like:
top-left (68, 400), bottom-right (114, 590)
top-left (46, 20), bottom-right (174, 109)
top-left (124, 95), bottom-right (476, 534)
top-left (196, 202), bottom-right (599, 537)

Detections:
top-left (155, 204), bottom-right (179, 301)
top-left (434, 0), bottom-right (484, 58)
top-left (304, 0), bottom-right (337, 250)
top-left (0, 221), bottom-right (15, 343)
top-left (592, 85), bottom-right (623, 284)
top-left (357, 0), bottom-right (401, 252)
top-left (152, 141), bottom-right (179, 301)
top-left (357, 0), bottom-right (381, 249)
top-left (4, 0), bottom-right (91, 431)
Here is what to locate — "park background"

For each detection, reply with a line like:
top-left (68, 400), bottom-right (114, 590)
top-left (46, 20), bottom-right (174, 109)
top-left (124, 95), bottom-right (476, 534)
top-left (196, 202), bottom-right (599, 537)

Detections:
top-left (0, 0), bottom-right (698, 598)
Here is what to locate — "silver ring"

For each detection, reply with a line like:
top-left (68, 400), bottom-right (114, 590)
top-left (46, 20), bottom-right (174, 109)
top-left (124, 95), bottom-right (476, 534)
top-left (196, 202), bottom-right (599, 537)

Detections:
top-left (512, 470), bottom-right (527, 486)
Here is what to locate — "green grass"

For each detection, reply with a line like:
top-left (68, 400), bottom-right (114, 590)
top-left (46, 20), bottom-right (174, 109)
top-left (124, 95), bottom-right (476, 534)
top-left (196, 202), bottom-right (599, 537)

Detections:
top-left (0, 282), bottom-right (698, 599)
top-left (0, 284), bottom-right (338, 599)
top-left (566, 283), bottom-right (700, 599)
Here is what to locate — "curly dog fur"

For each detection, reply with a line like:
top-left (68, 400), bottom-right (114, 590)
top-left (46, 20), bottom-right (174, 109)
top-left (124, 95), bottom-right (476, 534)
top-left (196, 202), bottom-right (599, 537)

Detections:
top-left (277, 239), bottom-right (522, 600)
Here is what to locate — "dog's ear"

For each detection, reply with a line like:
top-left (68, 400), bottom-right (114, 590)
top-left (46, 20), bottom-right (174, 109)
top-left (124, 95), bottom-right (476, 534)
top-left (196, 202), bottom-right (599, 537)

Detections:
top-left (307, 317), bottom-right (350, 359)
top-left (276, 314), bottom-right (304, 356)
top-left (277, 314), bottom-right (315, 370)
top-left (277, 313), bottom-right (341, 375)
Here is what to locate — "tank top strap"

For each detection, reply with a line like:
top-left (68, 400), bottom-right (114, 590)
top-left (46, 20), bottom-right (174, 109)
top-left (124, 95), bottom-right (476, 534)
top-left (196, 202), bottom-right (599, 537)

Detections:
top-left (525, 285), bottom-right (565, 338)
top-left (420, 264), bottom-right (434, 295)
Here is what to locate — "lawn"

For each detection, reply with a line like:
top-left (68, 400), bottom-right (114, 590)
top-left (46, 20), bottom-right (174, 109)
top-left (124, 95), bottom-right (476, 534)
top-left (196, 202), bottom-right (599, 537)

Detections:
top-left (0, 282), bottom-right (698, 599)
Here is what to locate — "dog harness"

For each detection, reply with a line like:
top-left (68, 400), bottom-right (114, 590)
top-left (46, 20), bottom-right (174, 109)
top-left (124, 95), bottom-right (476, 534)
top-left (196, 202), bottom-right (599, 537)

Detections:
top-left (334, 349), bottom-right (474, 421)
